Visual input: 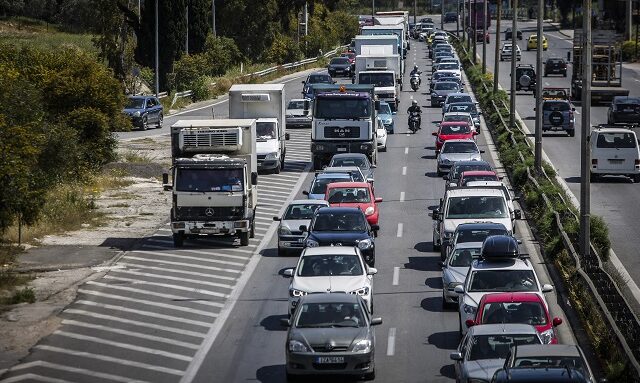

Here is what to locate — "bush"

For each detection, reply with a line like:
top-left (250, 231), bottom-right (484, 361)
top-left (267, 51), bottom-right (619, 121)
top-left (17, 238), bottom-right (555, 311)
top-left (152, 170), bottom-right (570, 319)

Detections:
top-left (263, 33), bottom-right (302, 64)
top-left (622, 40), bottom-right (638, 62)
top-left (171, 53), bottom-right (210, 91)
top-left (190, 76), bottom-right (211, 102)
top-left (203, 35), bottom-right (242, 76)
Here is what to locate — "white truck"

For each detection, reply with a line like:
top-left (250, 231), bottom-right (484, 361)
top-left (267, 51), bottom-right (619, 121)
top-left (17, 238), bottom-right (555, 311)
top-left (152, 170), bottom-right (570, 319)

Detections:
top-left (164, 119), bottom-right (258, 247)
top-left (361, 25), bottom-right (407, 60)
top-left (355, 53), bottom-right (403, 108)
top-left (354, 35), bottom-right (399, 56)
top-left (229, 84), bottom-right (289, 174)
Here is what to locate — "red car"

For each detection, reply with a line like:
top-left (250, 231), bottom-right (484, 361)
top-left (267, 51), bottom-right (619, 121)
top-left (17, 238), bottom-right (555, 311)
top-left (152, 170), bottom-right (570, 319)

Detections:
top-left (467, 292), bottom-right (563, 344)
top-left (458, 170), bottom-right (500, 186)
top-left (433, 121), bottom-right (477, 152)
top-left (325, 181), bottom-right (382, 225)
top-left (341, 51), bottom-right (356, 65)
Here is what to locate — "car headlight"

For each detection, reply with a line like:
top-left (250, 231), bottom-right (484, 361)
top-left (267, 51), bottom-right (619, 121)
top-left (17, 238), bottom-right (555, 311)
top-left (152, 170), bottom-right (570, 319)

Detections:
top-left (352, 339), bottom-right (372, 353)
top-left (384, 118), bottom-right (393, 125)
top-left (448, 281), bottom-right (462, 289)
top-left (357, 239), bottom-right (373, 250)
top-left (265, 152), bottom-right (278, 160)
top-left (463, 303), bottom-right (477, 315)
top-left (288, 340), bottom-right (309, 352)
top-left (539, 328), bottom-right (555, 344)
top-left (350, 286), bottom-right (370, 296)
top-left (289, 288), bottom-right (307, 298)
top-left (364, 206), bottom-right (375, 216)
top-left (133, 111), bottom-right (141, 117)
top-left (278, 226), bottom-right (292, 236)
top-left (305, 238), bottom-right (319, 247)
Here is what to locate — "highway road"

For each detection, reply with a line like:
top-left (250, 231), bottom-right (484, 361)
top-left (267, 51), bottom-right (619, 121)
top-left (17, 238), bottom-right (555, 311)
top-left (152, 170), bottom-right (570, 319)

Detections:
top-left (0, 17), bottom-right (577, 383)
top-left (452, 19), bottom-right (640, 293)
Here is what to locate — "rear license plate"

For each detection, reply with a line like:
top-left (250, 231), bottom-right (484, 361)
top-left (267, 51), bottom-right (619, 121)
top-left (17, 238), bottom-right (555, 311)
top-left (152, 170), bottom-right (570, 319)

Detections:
top-left (337, 147), bottom-right (347, 152)
top-left (316, 356), bottom-right (344, 364)
top-left (623, 108), bottom-right (634, 112)
top-left (608, 159), bottom-right (624, 164)
top-left (201, 228), bottom-right (218, 234)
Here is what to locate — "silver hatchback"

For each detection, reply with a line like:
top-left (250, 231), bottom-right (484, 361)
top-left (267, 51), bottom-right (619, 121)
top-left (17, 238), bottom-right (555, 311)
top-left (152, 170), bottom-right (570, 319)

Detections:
top-left (274, 200), bottom-right (329, 256)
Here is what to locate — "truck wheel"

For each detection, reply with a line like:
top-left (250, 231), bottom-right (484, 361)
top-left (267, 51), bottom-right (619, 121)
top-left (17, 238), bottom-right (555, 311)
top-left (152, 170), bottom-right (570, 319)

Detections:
top-left (280, 154), bottom-right (285, 170)
top-left (239, 231), bottom-right (250, 246)
top-left (274, 162), bottom-right (281, 174)
top-left (173, 233), bottom-right (184, 247)
top-left (250, 219), bottom-right (255, 238)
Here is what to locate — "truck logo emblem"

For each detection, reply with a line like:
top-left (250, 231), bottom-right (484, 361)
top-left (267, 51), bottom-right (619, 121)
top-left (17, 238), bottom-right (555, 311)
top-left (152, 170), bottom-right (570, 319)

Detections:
top-left (205, 208), bottom-right (215, 216)
top-left (325, 343), bottom-right (334, 350)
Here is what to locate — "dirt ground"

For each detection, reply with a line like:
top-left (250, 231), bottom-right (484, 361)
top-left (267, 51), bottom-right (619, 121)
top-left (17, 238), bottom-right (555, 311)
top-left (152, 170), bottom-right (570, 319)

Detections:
top-left (0, 135), bottom-right (173, 371)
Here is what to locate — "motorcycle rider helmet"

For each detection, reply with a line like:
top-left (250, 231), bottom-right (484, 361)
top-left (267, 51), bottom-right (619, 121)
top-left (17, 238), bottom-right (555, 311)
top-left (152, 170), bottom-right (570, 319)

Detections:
top-left (412, 100), bottom-right (418, 106)
top-left (413, 65), bottom-right (418, 71)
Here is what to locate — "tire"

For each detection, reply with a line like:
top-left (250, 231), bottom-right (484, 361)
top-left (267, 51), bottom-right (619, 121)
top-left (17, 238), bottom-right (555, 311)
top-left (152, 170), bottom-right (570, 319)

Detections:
top-left (156, 113), bottom-right (163, 128)
top-left (567, 129), bottom-right (575, 137)
top-left (250, 218), bottom-right (255, 238)
top-left (280, 152), bottom-right (285, 170)
top-left (590, 172), bottom-right (600, 182)
top-left (239, 231), bottom-right (250, 246)
top-left (634, 174), bottom-right (640, 183)
top-left (274, 162), bottom-right (281, 174)
top-left (141, 117), bottom-right (148, 131)
top-left (173, 233), bottom-right (184, 247)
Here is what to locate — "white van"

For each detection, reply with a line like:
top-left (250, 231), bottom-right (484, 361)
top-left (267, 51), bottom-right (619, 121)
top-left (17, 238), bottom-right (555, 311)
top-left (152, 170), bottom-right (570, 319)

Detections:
top-left (590, 127), bottom-right (640, 182)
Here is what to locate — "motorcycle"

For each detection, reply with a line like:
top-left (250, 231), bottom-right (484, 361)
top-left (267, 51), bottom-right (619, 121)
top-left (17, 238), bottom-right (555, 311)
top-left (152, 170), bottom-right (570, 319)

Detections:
top-left (410, 75), bottom-right (420, 92)
top-left (408, 111), bottom-right (421, 133)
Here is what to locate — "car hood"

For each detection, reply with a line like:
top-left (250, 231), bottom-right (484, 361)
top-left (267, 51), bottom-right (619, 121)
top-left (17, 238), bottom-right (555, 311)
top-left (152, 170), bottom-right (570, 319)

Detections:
top-left (309, 231), bottom-right (371, 244)
top-left (444, 218), bottom-right (512, 234)
top-left (293, 327), bottom-right (369, 349)
top-left (287, 109), bottom-right (307, 116)
top-left (257, 139), bottom-right (279, 154)
top-left (329, 202), bottom-right (374, 211)
top-left (282, 219), bottom-right (312, 232)
top-left (379, 113), bottom-right (393, 121)
top-left (292, 275), bottom-right (368, 294)
top-left (465, 359), bottom-right (506, 381)
top-left (439, 153), bottom-right (481, 162)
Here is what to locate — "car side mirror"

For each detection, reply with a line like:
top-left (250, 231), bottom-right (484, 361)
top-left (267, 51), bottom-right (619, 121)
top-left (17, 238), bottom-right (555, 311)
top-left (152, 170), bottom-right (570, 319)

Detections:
top-left (251, 172), bottom-right (258, 186)
top-left (465, 319), bottom-right (476, 328)
top-left (301, 81), bottom-right (306, 84)
top-left (273, 216), bottom-right (281, 222)
top-left (480, 149), bottom-right (485, 153)
top-left (438, 261), bottom-right (445, 268)
top-left (454, 285), bottom-right (464, 294)
top-left (552, 317), bottom-right (563, 327)
top-left (370, 164), bottom-right (377, 169)
top-left (299, 225), bottom-right (308, 232)
top-left (162, 173), bottom-right (172, 191)
top-left (572, 107), bottom-right (576, 111)
top-left (432, 132), bottom-right (438, 136)
top-left (375, 197), bottom-right (383, 203)
top-left (542, 284), bottom-right (554, 293)
top-left (474, 131), bottom-right (480, 136)
top-left (450, 351), bottom-right (463, 361)
top-left (280, 318), bottom-right (291, 327)
top-left (514, 209), bottom-right (522, 220)
top-left (370, 317), bottom-right (383, 326)
top-left (302, 190), bottom-right (309, 196)
top-left (283, 268), bottom-right (294, 277)
top-left (370, 224), bottom-right (380, 231)
top-left (367, 267), bottom-right (378, 275)
top-left (533, 107), bottom-right (536, 111)
top-left (285, 133), bottom-right (290, 140)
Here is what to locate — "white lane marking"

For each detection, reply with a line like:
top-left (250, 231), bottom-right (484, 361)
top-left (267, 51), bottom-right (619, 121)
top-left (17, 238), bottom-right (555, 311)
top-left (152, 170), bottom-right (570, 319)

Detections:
top-left (0, 373), bottom-right (71, 383)
top-left (103, 275), bottom-right (229, 299)
top-left (34, 345), bottom-right (184, 376)
top-left (75, 300), bottom-right (214, 327)
top-left (131, 250), bottom-right (245, 267)
top-left (120, 262), bottom-right (237, 281)
top-left (400, 191), bottom-right (405, 202)
top-left (387, 328), bottom-right (397, 356)
top-left (7, 361), bottom-right (149, 383)
top-left (396, 223), bottom-right (404, 238)
top-left (85, 281), bottom-right (225, 307)
top-left (392, 267), bottom-right (400, 286)
top-left (544, 82), bottom-right (550, 86)
top-left (53, 331), bottom-right (193, 361)
top-left (64, 310), bottom-right (206, 338)
top-left (122, 258), bottom-right (240, 276)
top-left (110, 270), bottom-right (234, 290)
top-left (404, 147), bottom-right (409, 154)
top-left (402, 166), bottom-right (407, 175)
top-left (61, 320), bottom-right (200, 350)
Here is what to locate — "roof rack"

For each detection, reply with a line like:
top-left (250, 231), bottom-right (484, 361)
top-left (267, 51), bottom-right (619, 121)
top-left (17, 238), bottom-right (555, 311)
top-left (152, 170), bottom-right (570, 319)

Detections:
top-left (594, 123), bottom-right (640, 130)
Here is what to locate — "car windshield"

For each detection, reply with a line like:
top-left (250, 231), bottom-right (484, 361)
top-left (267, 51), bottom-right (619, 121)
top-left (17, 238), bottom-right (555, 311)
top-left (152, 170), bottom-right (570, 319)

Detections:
top-left (358, 72), bottom-right (395, 87)
top-left (542, 101), bottom-right (570, 111)
top-left (448, 95), bottom-right (472, 104)
top-left (308, 74), bottom-right (331, 83)
top-left (457, 228), bottom-right (508, 243)
top-left (469, 270), bottom-right (538, 292)
top-left (442, 141), bottom-right (478, 154)
top-left (449, 248), bottom-right (481, 267)
top-left (176, 168), bottom-right (243, 192)
top-left (295, 302), bottom-right (366, 328)
top-left (331, 58), bottom-right (349, 65)
top-left (256, 121), bottom-right (276, 139)
top-left (315, 97), bottom-right (370, 119)
top-left (297, 254), bottom-right (364, 277)
top-left (327, 187), bottom-right (371, 203)
top-left (596, 132), bottom-right (637, 149)
top-left (331, 157), bottom-right (369, 170)
top-left (444, 115), bottom-right (471, 123)
top-left (513, 356), bottom-right (584, 371)
top-left (310, 177), bottom-right (350, 194)
top-left (126, 98), bottom-right (145, 109)
top-left (288, 100), bottom-right (306, 109)
top-left (441, 124), bottom-right (470, 135)
top-left (452, 163), bottom-right (493, 179)
top-left (448, 104), bottom-right (477, 114)
top-left (616, 97), bottom-right (640, 105)
top-left (461, 174), bottom-right (499, 185)
top-left (468, 334), bottom-right (540, 361)
top-left (435, 82), bottom-right (459, 91)
top-left (379, 103), bottom-right (392, 115)
top-left (283, 203), bottom-right (324, 220)
top-left (446, 196), bottom-right (508, 219)
top-left (311, 211), bottom-right (367, 232)
top-left (481, 301), bottom-right (547, 326)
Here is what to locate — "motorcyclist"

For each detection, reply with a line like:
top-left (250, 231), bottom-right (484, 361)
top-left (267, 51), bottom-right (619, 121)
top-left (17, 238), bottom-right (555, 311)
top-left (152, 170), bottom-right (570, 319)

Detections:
top-left (407, 100), bottom-right (422, 129)
top-left (410, 65), bottom-right (422, 85)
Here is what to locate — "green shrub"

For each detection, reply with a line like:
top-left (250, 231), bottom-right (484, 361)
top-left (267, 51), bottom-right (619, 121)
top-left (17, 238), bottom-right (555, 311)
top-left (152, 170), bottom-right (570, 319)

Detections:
top-left (263, 33), bottom-right (302, 64)
top-left (190, 76), bottom-right (211, 102)
top-left (621, 40), bottom-right (638, 62)
top-left (171, 54), bottom-right (211, 92)
top-left (590, 215), bottom-right (611, 260)
top-left (8, 287), bottom-right (35, 304)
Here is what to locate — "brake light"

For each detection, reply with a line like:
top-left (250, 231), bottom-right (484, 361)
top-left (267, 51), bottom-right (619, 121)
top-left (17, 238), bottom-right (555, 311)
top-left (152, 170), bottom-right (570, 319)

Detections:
top-left (635, 159), bottom-right (640, 166)
top-left (592, 159), bottom-right (598, 165)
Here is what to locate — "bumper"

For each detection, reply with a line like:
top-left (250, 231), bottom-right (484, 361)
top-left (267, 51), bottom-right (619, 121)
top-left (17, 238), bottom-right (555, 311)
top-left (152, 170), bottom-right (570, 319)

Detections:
top-left (286, 117), bottom-right (312, 128)
top-left (610, 113), bottom-right (640, 124)
top-left (258, 158), bottom-right (280, 170)
top-left (543, 124), bottom-right (574, 131)
top-left (438, 162), bottom-right (453, 173)
top-left (286, 350), bottom-right (374, 376)
top-left (329, 69), bottom-right (351, 77)
top-left (443, 286), bottom-right (459, 304)
top-left (591, 168), bottom-right (640, 175)
top-left (311, 141), bottom-right (375, 157)
top-left (171, 220), bottom-right (249, 235)
top-left (279, 235), bottom-right (306, 250)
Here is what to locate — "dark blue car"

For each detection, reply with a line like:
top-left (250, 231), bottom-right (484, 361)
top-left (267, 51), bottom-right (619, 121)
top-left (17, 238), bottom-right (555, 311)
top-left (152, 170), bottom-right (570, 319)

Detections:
top-left (123, 96), bottom-right (163, 130)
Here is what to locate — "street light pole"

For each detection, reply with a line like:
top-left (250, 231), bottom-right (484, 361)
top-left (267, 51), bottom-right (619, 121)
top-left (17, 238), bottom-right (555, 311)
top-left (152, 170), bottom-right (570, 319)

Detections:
top-left (414, 0), bottom-right (417, 25)
top-left (509, 0), bottom-right (518, 129)
top-left (456, 0), bottom-right (460, 37)
top-left (154, 0), bottom-right (159, 96)
top-left (185, 1), bottom-right (189, 55)
top-left (493, 0), bottom-right (502, 93)
top-left (472, 0), bottom-right (477, 64)
top-left (372, 0), bottom-right (375, 19)
top-left (580, 0), bottom-right (592, 259)
top-left (534, 0), bottom-right (543, 171)
top-left (441, 0), bottom-right (445, 31)
top-left (462, 0), bottom-right (466, 42)
top-left (481, 0), bottom-right (487, 73)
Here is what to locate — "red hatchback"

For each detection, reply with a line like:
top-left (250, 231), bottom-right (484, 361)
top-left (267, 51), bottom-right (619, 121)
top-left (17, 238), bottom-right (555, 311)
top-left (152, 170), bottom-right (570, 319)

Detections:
top-left (458, 170), bottom-right (500, 186)
top-left (433, 121), bottom-right (477, 152)
top-left (467, 292), bottom-right (563, 344)
top-left (325, 182), bottom-right (382, 225)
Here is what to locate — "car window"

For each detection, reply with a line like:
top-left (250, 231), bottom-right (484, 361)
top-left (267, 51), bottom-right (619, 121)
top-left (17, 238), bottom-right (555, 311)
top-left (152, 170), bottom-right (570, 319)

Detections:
top-left (438, 63), bottom-right (459, 70)
top-left (441, 124), bottom-right (470, 135)
top-left (448, 95), bottom-right (472, 104)
top-left (596, 132), bottom-right (637, 149)
top-left (308, 74), bottom-right (331, 83)
top-left (513, 356), bottom-right (584, 371)
top-left (469, 270), bottom-right (538, 292)
top-left (542, 101), bottom-right (570, 111)
top-left (449, 248), bottom-right (481, 267)
top-left (310, 176), bottom-right (350, 194)
top-left (435, 82), bottom-right (459, 90)
top-left (331, 58), bottom-right (350, 64)
top-left (442, 141), bottom-right (477, 154)
top-left (461, 174), bottom-right (499, 185)
top-left (616, 97), bottom-right (640, 105)
top-left (331, 157), bottom-right (369, 170)
top-left (457, 228), bottom-right (508, 243)
top-left (518, 69), bottom-right (535, 77)
top-left (283, 203), bottom-right (324, 220)
top-left (256, 121), bottom-right (277, 139)
top-left (126, 98), bottom-right (145, 109)
top-left (481, 301), bottom-right (547, 326)
top-left (296, 302), bottom-right (366, 328)
top-left (444, 115), bottom-right (472, 123)
top-left (379, 103), bottom-right (392, 115)
top-left (297, 254), bottom-right (364, 277)
top-left (446, 196), bottom-right (508, 219)
top-left (311, 212), bottom-right (367, 232)
top-left (468, 334), bottom-right (540, 361)
top-left (327, 187), bottom-right (371, 203)
top-left (288, 100), bottom-right (306, 109)
top-left (452, 163), bottom-right (493, 179)
top-left (176, 168), bottom-right (243, 192)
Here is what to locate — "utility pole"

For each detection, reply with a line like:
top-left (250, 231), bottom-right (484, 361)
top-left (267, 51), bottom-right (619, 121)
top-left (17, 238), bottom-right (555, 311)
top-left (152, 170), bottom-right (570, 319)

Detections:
top-left (580, 0), bottom-right (592, 260)
top-left (535, 0), bottom-right (543, 171)
top-left (468, 0), bottom-right (472, 47)
top-left (456, 0), bottom-right (460, 37)
top-left (414, 0), bottom-right (417, 25)
top-left (154, 0), bottom-right (159, 96)
top-left (627, 0), bottom-right (633, 40)
top-left (472, 0), bottom-right (477, 64)
top-left (212, 0), bottom-right (216, 37)
top-left (441, 0), bottom-right (445, 31)
top-left (304, 1), bottom-right (308, 55)
top-left (462, 0), bottom-right (466, 42)
top-left (494, 0), bottom-right (502, 93)
top-left (509, 0), bottom-right (518, 129)
top-left (185, 2), bottom-right (189, 55)
top-left (372, 0), bottom-right (375, 19)
top-left (482, 0), bottom-right (487, 73)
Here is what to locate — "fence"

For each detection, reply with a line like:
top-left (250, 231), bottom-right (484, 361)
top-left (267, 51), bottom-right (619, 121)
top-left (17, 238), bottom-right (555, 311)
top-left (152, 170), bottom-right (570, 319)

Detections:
top-left (159, 46), bottom-right (347, 108)
top-left (454, 35), bottom-right (640, 378)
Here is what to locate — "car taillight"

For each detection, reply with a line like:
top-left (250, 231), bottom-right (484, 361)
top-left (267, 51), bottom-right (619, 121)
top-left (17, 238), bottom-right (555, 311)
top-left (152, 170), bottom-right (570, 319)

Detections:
top-left (592, 159), bottom-right (598, 165)
top-left (569, 110), bottom-right (574, 119)
top-left (635, 159), bottom-right (640, 166)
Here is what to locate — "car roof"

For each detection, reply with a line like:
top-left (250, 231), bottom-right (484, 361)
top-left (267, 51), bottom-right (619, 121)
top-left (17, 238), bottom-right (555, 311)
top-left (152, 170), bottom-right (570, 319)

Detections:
top-left (289, 199), bottom-right (329, 206)
top-left (316, 206), bottom-right (364, 214)
top-left (465, 181), bottom-right (504, 187)
top-left (461, 170), bottom-right (498, 176)
top-left (298, 292), bottom-right (361, 304)
top-left (447, 93), bottom-right (471, 97)
top-left (456, 222), bottom-right (508, 230)
top-left (468, 323), bottom-right (539, 336)
top-left (594, 127), bottom-right (636, 134)
top-left (322, 166), bottom-right (361, 173)
top-left (454, 241), bottom-right (484, 249)
top-left (315, 173), bottom-right (351, 179)
top-left (326, 181), bottom-right (370, 189)
top-left (442, 139), bottom-right (475, 144)
top-left (472, 258), bottom-right (532, 271)
top-left (480, 292), bottom-right (544, 304)
top-left (331, 153), bottom-right (368, 159)
top-left (513, 344), bottom-right (582, 358)
top-left (447, 187), bottom-right (504, 198)
top-left (303, 246), bottom-right (359, 256)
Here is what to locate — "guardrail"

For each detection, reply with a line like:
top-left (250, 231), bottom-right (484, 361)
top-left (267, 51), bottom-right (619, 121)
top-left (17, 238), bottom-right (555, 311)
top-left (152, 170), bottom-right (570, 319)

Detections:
top-left (159, 46), bottom-right (347, 108)
top-left (452, 35), bottom-right (640, 377)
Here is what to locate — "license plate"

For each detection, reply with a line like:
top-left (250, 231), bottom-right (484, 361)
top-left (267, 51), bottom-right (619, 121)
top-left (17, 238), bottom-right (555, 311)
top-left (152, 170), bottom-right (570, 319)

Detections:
top-left (316, 356), bottom-right (344, 364)
top-left (337, 147), bottom-right (347, 152)
top-left (623, 108), bottom-right (634, 112)
top-left (608, 159), bottom-right (624, 164)
top-left (201, 228), bottom-right (218, 234)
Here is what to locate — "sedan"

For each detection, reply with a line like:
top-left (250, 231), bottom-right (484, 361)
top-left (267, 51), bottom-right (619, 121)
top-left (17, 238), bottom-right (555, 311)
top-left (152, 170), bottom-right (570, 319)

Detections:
top-left (433, 122), bottom-right (477, 152)
top-left (445, 102), bottom-right (481, 130)
top-left (431, 81), bottom-right (462, 107)
top-left (285, 99), bottom-right (312, 128)
top-left (329, 153), bottom-right (375, 182)
top-left (283, 246), bottom-right (377, 314)
top-left (123, 95), bottom-right (163, 130)
top-left (325, 182), bottom-right (382, 226)
top-left (444, 160), bottom-right (494, 187)
top-left (442, 112), bottom-right (475, 133)
top-left (273, 200), bottom-right (329, 256)
top-left (442, 93), bottom-right (473, 115)
top-left (282, 293), bottom-right (381, 381)
top-left (303, 172), bottom-right (353, 200)
top-left (378, 100), bottom-right (395, 133)
top-left (327, 57), bottom-right (352, 78)
top-left (607, 96), bottom-right (640, 124)
top-left (437, 139), bottom-right (483, 176)
top-left (526, 34), bottom-right (548, 51)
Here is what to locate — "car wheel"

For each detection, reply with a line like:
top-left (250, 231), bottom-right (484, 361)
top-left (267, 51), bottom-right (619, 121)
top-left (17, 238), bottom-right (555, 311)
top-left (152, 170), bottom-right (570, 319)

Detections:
top-left (250, 218), bottom-right (255, 238)
top-left (239, 231), bottom-right (250, 246)
top-left (141, 117), bottom-right (148, 131)
top-left (273, 162), bottom-right (281, 174)
top-left (590, 172), bottom-right (600, 183)
top-left (156, 113), bottom-right (163, 128)
top-left (172, 233), bottom-right (184, 247)
top-left (634, 174), bottom-right (640, 183)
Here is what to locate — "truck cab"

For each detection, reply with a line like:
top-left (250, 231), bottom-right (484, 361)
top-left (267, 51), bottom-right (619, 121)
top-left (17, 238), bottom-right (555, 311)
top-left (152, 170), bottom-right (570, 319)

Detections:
top-left (357, 70), bottom-right (398, 111)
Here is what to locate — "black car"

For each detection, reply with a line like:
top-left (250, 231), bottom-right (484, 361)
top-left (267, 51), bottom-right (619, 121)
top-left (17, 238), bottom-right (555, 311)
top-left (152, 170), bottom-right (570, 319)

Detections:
top-left (543, 58), bottom-right (568, 77)
top-left (302, 207), bottom-right (378, 266)
top-left (327, 57), bottom-right (352, 78)
top-left (515, 64), bottom-right (536, 93)
top-left (420, 17), bottom-right (434, 23)
top-left (444, 160), bottom-right (494, 186)
top-left (302, 72), bottom-right (334, 99)
top-left (491, 367), bottom-right (588, 383)
top-left (430, 72), bottom-right (462, 91)
top-left (123, 95), bottom-right (163, 130)
top-left (505, 28), bottom-right (523, 40)
top-left (444, 12), bottom-right (458, 23)
top-left (607, 96), bottom-right (640, 124)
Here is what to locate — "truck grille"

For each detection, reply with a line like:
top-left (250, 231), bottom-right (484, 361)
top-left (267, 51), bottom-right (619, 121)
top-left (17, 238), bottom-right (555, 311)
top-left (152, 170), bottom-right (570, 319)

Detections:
top-left (174, 206), bottom-right (243, 221)
top-left (324, 126), bottom-right (361, 139)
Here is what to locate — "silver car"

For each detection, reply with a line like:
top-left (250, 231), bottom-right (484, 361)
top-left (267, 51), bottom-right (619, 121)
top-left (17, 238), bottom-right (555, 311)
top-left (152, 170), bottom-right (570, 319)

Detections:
top-left (437, 139), bottom-right (483, 176)
top-left (441, 242), bottom-right (482, 308)
top-left (282, 293), bottom-right (381, 380)
top-left (450, 323), bottom-right (542, 383)
top-left (274, 200), bottom-right (329, 255)
top-left (286, 99), bottom-right (312, 128)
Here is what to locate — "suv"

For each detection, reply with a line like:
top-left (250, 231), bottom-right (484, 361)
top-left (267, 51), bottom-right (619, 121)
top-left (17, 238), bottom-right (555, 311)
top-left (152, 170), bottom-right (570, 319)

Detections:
top-left (590, 125), bottom-right (640, 182)
top-left (607, 96), bottom-right (640, 124)
top-left (539, 88), bottom-right (575, 137)
top-left (500, 43), bottom-right (521, 61)
top-left (543, 57), bottom-right (568, 77)
top-left (123, 95), bottom-right (164, 130)
top-left (514, 65), bottom-right (536, 94)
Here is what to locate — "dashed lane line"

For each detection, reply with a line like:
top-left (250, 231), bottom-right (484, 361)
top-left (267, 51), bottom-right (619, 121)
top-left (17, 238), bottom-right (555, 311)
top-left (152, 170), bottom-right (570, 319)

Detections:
top-left (402, 166), bottom-right (407, 175)
top-left (400, 191), bottom-right (405, 202)
top-left (396, 223), bottom-right (404, 238)
top-left (386, 328), bottom-right (397, 356)
top-left (392, 267), bottom-right (400, 286)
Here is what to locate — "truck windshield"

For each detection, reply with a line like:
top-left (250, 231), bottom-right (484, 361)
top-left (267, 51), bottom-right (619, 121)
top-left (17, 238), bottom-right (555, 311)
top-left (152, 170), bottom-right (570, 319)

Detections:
top-left (176, 168), bottom-right (244, 192)
top-left (256, 122), bottom-right (276, 139)
top-left (358, 73), bottom-right (395, 87)
top-left (315, 97), bottom-right (371, 119)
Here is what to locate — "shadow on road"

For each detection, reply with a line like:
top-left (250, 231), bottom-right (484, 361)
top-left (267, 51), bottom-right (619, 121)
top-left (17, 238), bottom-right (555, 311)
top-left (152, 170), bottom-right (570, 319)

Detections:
top-left (428, 330), bottom-right (460, 350)
top-left (413, 241), bottom-right (433, 253)
top-left (260, 314), bottom-right (289, 332)
top-left (405, 255), bottom-right (440, 272)
top-left (256, 365), bottom-right (285, 383)
top-left (565, 175), bottom-right (632, 184)
top-left (421, 296), bottom-right (447, 313)
top-left (425, 277), bottom-right (443, 289)
top-left (440, 364), bottom-right (457, 379)
top-left (421, 154), bottom-right (437, 160)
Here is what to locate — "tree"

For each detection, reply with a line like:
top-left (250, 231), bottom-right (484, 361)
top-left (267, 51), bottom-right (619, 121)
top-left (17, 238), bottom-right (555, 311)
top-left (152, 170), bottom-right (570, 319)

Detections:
top-left (186, 0), bottom-right (211, 54)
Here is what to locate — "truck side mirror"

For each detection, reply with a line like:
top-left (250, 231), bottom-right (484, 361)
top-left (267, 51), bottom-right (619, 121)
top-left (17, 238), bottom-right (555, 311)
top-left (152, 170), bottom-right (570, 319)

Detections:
top-left (374, 100), bottom-right (381, 111)
top-left (251, 172), bottom-right (258, 186)
top-left (285, 133), bottom-right (290, 140)
top-left (304, 99), bottom-right (310, 111)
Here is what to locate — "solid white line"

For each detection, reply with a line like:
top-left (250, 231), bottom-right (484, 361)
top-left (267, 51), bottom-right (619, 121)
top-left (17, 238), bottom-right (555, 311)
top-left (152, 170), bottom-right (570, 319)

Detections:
top-left (254, 220), bottom-right (272, 227)
top-left (402, 166), bottom-right (407, 175)
top-left (110, 269), bottom-right (234, 290)
top-left (131, 250), bottom-right (245, 267)
top-left (75, 300), bottom-right (214, 327)
top-left (396, 223), bottom-right (404, 238)
top-left (103, 276), bottom-right (229, 299)
top-left (0, 373), bottom-right (72, 383)
top-left (120, 262), bottom-right (237, 281)
top-left (386, 327), bottom-right (397, 356)
top-left (8, 361), bottom-right (150, 383)
top-left (61, 320), bottom-right (200, 350)
top-left (392, 267), bottom-right (400, 286)
top-left (85, 281), bottom-right (224, 307)
top-left (64, 309), bottom-right (206, 338)
top-left (78, 289), bottom-right (218, 317)
top-left (400, 192), bottom-right (405, 202)
top-left (123, 257), bottom-right (241, 275)
top-left (53, 331), bottom-right (193, 361)
top-left (404, 147), bottom-right (409, 154)
top-left (34, 345), bottom-right (185, 376)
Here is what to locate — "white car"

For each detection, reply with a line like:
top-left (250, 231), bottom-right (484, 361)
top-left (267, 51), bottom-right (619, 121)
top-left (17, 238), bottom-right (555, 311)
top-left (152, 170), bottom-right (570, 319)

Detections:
top-left (285, 98), bottom-right (312, 128)
top-left (433, 62), bottom-right (461, 78)
top-left (441, 242), bottom-right (482, 308)
top-left (319, 166), bottom-right (366, 183)
top-left (590, 126), bottom-right (640, 182)
top-left (463, 181), bottom-right (519, 230)
top-left (442, 112), bottom-right (476, 133)
top-left (500, 43), bottom-right (522, 61)
top-left (437, 139), bottom-right (483, 176)
top-left (283, 246), bottom-right (377, 315)
top-left (376, 117), bottom-right (388, 152)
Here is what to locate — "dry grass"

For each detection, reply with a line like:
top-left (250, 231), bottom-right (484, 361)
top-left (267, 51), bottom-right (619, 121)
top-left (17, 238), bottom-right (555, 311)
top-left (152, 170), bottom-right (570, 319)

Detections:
top-left (0, 18), bottom-right (96, 54)
top-left (121, 150), bottom-right (154, 164)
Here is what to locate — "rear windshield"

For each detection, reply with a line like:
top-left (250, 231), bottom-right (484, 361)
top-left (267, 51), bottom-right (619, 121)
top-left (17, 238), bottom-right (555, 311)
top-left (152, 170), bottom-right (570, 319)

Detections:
top-left (457, 228), bottom-right (508, 243)
top-left (308, 74), bottom-right (331, 83)
top-left (444, 115), bottom-right (471, 123)
top-left (438, 63), bottom-right (459, 70)
top-left (284, 203), bottom-right (325, 220)
top-left (327, 187), bottom-right (370, 203)
top-left (441, 124), bottom-right (470, 135)
top-left (448, 103), bottom-right (477, 114)
top-left (435, 82), bottom-right (459, 90)
top-left (310, 176), bottom-right (350, 194)
top-left (331, 58), bottom-right (349, 64)
top-left (543, 101), bottom-right (570, 111)
top-left (596, 132), bottom-right (637, 149)
top-left (481, 301), bottom-right (548, 326)
top-left (615, 97), bottom-right (640, 105)
top-left (442, 141), bottom-right (477, 153)
top-left (468, 334), bottom-right (540, 361)
top-left (461, 174), bottom-right (499, 185)
top-left (448, 95), bottom-right (472, 104)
